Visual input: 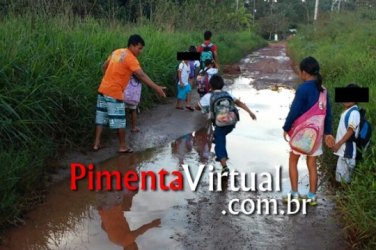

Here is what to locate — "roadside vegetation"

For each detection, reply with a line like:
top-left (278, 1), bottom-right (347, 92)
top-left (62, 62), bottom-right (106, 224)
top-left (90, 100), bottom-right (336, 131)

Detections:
top-left (288, 9), bottom-right (376, 249)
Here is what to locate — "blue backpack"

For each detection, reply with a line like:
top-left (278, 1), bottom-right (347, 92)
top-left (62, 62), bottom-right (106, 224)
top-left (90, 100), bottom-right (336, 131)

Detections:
top-left (344, 106), bottom-right (372, 161)
top-left (200, 43), bottom-right (214, 69)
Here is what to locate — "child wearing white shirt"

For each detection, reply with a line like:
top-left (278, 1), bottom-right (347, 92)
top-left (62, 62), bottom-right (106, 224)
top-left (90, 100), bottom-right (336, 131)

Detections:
top-left (332, 84), bottom-right (361, 183)
top-left (176, 60), bottom-right (194, 111)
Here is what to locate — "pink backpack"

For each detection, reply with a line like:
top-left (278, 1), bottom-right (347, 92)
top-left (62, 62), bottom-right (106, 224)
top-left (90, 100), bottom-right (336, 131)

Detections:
top-left (124, 75), bottom-right (142, 106)
top-left (288, 89), bottom-right (327, 155)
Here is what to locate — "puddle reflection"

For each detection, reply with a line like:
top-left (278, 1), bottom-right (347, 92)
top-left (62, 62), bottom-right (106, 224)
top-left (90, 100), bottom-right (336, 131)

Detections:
top-left (2, 86), bottom-right (301, 250)
top-left (96, 153), bottom-right (161, 250)
top-left (98, 189), bottom-right (160, 250)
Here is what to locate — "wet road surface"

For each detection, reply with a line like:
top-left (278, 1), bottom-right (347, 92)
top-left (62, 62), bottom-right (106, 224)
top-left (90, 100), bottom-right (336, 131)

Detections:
top-left (1, 43), bottom-right (348, 250)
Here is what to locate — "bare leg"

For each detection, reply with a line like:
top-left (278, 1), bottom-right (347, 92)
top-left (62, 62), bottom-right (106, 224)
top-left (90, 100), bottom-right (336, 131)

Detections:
top-left (176, 99), bottom-right (182, 108)
top-left (306, 156), bottom-right (318, 193)
top-left (189, 77), bottom-right (195, 89)
top-left (185, 86), bottom-right (194, 111)
top-left (118, 128), bottom-right (127, 151)
top-left (289, 152), bottom-right (300, 192)
top-left (93, 125), bottom-right (103, 149)
top-left (131, 110), bottom-right (139, 132)
top-left (186, 92), bottom-right (192, 106)
top-left (220, 158), bottom-right (227, 168)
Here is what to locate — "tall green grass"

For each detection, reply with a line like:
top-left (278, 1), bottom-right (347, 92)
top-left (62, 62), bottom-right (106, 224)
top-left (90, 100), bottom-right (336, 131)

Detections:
top-left (288, 10), bottom-right (376, 249)
top-left (0, 14), bottom-right (265, 233)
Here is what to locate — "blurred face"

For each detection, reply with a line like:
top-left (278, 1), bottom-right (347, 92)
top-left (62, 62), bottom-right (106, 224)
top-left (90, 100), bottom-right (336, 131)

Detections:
top-left (128, 43), bottom-right (144, 57)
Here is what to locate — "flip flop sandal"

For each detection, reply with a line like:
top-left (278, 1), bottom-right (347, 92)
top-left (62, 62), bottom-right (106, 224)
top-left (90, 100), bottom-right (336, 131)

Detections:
top-left (118, 148), bottom-right (134, 153)
top-left (92, 145), bottom-right (103, 151)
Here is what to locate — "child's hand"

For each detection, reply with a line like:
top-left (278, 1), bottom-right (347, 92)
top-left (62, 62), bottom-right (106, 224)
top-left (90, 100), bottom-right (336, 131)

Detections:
top-left (249, 112), bottom-right (256, 120)
top-left (324, 135), bottom-right (335, 148)
top-left (332, 143), bottom-right (341, 153)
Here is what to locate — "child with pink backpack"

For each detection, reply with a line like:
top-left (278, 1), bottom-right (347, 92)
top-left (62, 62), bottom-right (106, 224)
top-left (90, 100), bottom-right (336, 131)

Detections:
top-left (124, 75), bottom-right (142, 133)
top-left (282, 56), bottom-right (334, 206)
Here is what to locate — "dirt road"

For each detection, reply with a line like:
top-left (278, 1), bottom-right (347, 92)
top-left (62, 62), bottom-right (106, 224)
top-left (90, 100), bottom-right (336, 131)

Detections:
top-left (1, 42), bottom-right (349, 250)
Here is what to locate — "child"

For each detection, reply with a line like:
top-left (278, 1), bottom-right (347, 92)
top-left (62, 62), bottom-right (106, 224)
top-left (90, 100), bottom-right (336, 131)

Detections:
top-left (197, 30), bottom-right (219, 70)
top-left (201, 59), bottom-right (218, 81)
top-left (282, 56), bottom-right (334, 205)
top-left (196, 59), bottom-right (218, 97)
top-left (188, 45), bottom-right (200, 88)
top-left (196, 74), bottom-right (256, 173)
top-left (124, 75), bottom-right (142, 133)
top-left (125, 105), bottom-right (140, 133)
top-left (332, 83), bottom-right (361, 183)
top-left (176, 59), bottom-right (194, 111)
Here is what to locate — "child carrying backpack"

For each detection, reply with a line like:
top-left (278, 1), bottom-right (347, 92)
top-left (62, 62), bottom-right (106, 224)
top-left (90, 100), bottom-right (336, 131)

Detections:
top-left (196, 59), bottom-right (218, 97)
top-left (196, 74), bottom-right (256, 174)
top-left (282, 56), bottom-right (334, 206)
top-left (197, 30), bottom-right (219, 69)
top-left (188, 45), bottom-right (200, 88)
top-left (124, 75), bottom-right (142, 133)
top-left (332, 83), bottom-right (372, 183)
top-left (176, 59), bottom-right (194, 111)
top-left (199, 43), bottom-right (214, 69)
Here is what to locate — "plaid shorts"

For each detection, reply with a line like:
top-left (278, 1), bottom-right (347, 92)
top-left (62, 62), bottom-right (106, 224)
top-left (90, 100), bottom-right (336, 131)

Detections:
top-left (95, 94), bottom-right (126, 129)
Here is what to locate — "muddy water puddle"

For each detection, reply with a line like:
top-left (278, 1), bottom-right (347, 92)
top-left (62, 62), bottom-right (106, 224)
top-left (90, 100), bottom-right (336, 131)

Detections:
top-left (1, 88), bottom-right (343, 250)
top-left (1, 44), bottom-right (347, 250)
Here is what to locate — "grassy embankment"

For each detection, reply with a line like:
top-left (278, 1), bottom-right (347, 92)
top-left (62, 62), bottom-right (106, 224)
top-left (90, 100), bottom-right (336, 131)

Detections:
top-left (0, 14), bottom-right (266, 232)
top-left (288, 10), bottom-right (376, 249)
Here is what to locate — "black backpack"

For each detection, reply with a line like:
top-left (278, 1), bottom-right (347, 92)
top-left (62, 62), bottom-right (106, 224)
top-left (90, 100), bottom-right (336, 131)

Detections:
top-left (209, 91), bottom-right (239, 127)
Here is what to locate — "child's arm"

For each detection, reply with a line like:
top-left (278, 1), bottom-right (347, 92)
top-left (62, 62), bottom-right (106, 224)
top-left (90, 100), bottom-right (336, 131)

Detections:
top-left (196, 93), bottom-right (210, 112)
top-left (325, 134), bottom-right (335, 148)
top-left (332, 128), bottom-right (354, 152)
top-left (234, 99), bottom-right (256, 120)
top-left (195, 103), bottom-right (201, 111)
top-left (178, 69), bottom-right (183, 87)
